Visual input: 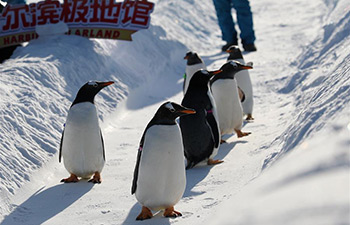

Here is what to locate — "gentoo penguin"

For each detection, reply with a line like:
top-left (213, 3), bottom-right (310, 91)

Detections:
top-left (180, 69), bottom-right (223, 169)
top-left (132, 102), bottom-right (195, 220)
top-left (59, 81), bottom-right (114, 183)
top-left (183, 51), bottom-right (206, 95)
top-left (226, 45), bottom-right (254, 120)
top-left (210, 61), bottom-right (252, 140)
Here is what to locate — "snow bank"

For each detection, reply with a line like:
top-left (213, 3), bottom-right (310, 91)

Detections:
top-left (212, 0), bottom-right (350, 224)
top-left (0, 22), bottom-right (187, 214)
top-left (264, 0), bottom-right (350, 167)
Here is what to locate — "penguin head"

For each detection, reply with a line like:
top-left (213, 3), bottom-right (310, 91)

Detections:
top-left (184, 51), bottom-right (203, 65)
top-left (189, 69), bottom-right (222, 88)
top-left (226, 45), bottom-right (243, 60)
top-left (71, 81), bottom-right (114, 106)
top-left (220, 61), bottom-right (253, 74)
top-left (152, 102), bottom-right (196, 124)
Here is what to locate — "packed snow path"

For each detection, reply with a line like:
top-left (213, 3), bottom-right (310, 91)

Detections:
top-left (0, 0), bottom-right (349, 224)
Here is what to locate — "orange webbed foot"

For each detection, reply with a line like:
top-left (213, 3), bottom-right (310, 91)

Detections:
top-left (207, 158), bottom-right (224, 165)
top-left (163, 207), bottom-right (182, 218)
top-left (220, 139), bottom-right (227, 144)
top-left (88, 172), bottom-right (102, 184)
top-left (61, 174), bottom-right (79, 183)
top-left (246, 114), bottom-right (254, 121)
top-left (235, 129), bottom-right (251, 138)
top-left (136, 206), bottom-right (153, 220)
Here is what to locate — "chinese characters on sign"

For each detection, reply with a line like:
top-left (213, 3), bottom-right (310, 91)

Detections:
top-left (0, 0), bottom-right (155, 48)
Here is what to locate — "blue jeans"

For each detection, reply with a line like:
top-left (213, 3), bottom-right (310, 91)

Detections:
top-left (213, 0), bottom-right (256, 45)
top-left (2, 0), bottom-right (26, 4)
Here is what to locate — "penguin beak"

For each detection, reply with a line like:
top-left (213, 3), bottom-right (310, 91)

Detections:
top-left (99, 81), bottom-right (114, 87)
top-left (177, 105), bottom-right (196, 115)
top-left (209, 69), bottom-right (223, 76)
top-left (180, 109), bottom-right (196, 114)
top-left (184, 55), bottom-right (189, 60)
top-left (241, 65), bottom-right (253, 70)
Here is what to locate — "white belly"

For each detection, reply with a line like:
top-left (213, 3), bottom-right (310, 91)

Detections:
top-left (136, 125), bottom-right (186, 211)
top-left (230, 58), bottom-right (254, 115)
top-left (62, 102), bottom-right (105, 178)
top-left (184, 63), bottom-right (206, 94)
top-left (211, 79), bottom-right (243, 135)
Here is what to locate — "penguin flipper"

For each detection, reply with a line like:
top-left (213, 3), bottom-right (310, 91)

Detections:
top-left (59, 129), bottom-right (64, 163)
top-left (238, 86), bottom-right (246, 102)
top-left (131, 125), bottom-right (149, 195)
top-left (206, 111), bottom-right (220, 148)
top-left (131, 149), bottom-right (142, 194)
top-left (100, 129), bottom-right (105, 161)
top-left (185, 160), bottom-right (195, 170)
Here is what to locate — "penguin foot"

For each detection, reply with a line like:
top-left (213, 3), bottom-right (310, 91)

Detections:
top-left (207, 159), bottom-right (224, 165)
top-left (88, 172), bottom-right (102, 184)
top-left (246, 114), bottom-right (254, 121)
top-left (136, 206), bottom-right (153, 220)
top-left (235, 129), bottom-right (251, 138)
top-left (61, 174), bottom-right (79, 183)
top-left (220, 139), bottom-right (227, 144)
top-left (163, 206), bottom-right (182, 218)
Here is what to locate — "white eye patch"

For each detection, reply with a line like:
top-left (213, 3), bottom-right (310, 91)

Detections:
top-left (165, 102), bottom-right (175, 112)
top-left (202, 70), bottom-right (209, 75)
top-left (88, 81), bottom-right (98, 87)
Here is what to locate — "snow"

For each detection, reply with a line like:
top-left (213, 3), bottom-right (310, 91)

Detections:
top-left (0, 0), bottom-right (349, 224)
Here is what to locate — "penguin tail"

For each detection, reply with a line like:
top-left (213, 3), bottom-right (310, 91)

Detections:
top-left (186, 161), bottom-right (195, 170)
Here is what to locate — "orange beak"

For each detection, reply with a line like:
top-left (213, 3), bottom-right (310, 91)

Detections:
top-left (209, 69), bottom-right (223, 76)
top-left (100, 81), bottom-right (114, 87)
top-left (180, 109), bottom-right (196, 114)
top-left (241, 65), bottom-right (253, 70)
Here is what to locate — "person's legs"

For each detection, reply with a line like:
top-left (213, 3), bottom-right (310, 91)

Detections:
top-left (213, 0), bottom-right (238, 45)
top-left (0, 45), bottom-right (20, 63)
top-left (232, 0), bottom-right (256, 46)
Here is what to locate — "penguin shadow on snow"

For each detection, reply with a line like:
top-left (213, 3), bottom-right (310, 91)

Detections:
top-left (0, 182), bottom-right (93, 225)
top-left (121, 139), bottom-right (247, 224)
top-left (121, 203), bottom-right (172, 225)
top-left (184, 139), bottom-right (245, 198)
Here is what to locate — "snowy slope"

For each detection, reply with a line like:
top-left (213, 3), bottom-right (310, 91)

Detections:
top-left (0, 0), bottom-right (349, 224)
top-left (0, 17), bottom-right (187, 215)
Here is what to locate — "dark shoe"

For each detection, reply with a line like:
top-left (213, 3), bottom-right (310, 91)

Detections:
top-left (221, 42), bottom-right (238, 52)
top-left (243, 43), bottom-right (257, 52)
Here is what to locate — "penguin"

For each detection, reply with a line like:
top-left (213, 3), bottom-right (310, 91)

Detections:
top-left (210, 61), bottom-right (252, 141)
top-left (183, 51), bottom-right (206, 95)
top-left (180, 69), bottom-right (223, 169)
top-left (131, 102), bottom-right (195, 220)
top-left (59, 80), bottom-right (114, 183)
top-left (226, 45), bottom-right (254, 120)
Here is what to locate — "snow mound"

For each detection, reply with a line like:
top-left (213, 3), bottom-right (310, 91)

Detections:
top-left (0, 25), bottom-right (187, 214)
top-left (264, 0), bottom-right (350, 168)
top-left (212, 0), bottom-right (350, 224)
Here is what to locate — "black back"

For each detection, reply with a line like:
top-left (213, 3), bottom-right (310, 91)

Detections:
top-left (180, 70), bottom-right (220, 169)
top-left (185, 51), bottom-right (204, 65)
top-left (71, 81), bottom-right (112, 107)
top-left (227, 45), bottom-right (244, 60)
top-left (210, 61), bottom-right (248, 85)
